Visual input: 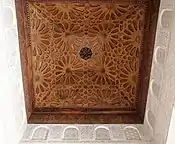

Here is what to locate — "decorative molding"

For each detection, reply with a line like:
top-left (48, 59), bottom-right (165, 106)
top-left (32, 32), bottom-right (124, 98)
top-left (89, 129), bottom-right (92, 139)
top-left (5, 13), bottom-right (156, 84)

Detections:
top-left (20, 124), bottom-right (146, 143)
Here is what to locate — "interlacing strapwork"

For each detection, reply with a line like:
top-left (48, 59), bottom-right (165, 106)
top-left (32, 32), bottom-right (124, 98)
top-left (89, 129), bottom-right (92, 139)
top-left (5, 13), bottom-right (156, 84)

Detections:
top-left (28, 2), bottom-right (146, 111)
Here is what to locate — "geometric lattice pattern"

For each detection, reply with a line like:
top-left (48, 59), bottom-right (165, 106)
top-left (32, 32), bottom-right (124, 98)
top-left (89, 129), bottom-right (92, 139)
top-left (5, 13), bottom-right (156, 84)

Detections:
top-left (28, 2), bottom-right (146, 112)
top-left (123, 126), bottom-right (141, 140)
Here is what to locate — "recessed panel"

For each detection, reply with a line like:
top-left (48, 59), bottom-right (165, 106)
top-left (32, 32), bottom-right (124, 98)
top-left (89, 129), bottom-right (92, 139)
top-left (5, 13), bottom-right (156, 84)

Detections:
top-left (15, 0), bottom-right (160, 123)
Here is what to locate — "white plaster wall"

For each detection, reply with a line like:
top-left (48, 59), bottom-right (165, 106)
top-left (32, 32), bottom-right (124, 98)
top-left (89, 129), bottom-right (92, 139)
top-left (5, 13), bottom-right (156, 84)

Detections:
top-left (0, 0), bottom-right (27, 144)
top-left (166, 106), bottom-right (175, 144)
top-left (143, 0), bottom-right (175, 144)
top-left (164, 18), bottom-right (175, 144)
top-left (20, 124), bottom-right (150, 144)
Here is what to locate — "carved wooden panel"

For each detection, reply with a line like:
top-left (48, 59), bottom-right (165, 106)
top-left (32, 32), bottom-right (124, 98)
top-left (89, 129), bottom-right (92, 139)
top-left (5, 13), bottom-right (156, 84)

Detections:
top-left (15, 0), bottom-right (160, 123)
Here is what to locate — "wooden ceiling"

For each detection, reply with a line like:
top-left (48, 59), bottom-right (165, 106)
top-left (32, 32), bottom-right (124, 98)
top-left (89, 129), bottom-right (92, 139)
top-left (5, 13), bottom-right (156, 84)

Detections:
top-left (15, 0), bottom-right (160, 123)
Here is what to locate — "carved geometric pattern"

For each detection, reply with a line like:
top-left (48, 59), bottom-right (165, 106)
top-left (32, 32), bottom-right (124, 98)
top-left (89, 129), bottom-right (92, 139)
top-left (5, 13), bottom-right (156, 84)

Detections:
top-left (28, 1), bottom-right (146, 112)
top-left (22, 124), bottom-right (146, 142)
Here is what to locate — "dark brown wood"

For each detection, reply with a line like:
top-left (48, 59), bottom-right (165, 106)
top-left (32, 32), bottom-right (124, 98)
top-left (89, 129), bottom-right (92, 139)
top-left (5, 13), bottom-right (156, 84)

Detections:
top-left (15, 0), bottom-right (160, 124)
top-left (136, 0), bottom-right (160, 121)
top-left (29, 113), bottom-right (141, 124)
top-left (15, 0), bottom-right (34, 119)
